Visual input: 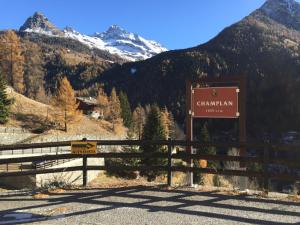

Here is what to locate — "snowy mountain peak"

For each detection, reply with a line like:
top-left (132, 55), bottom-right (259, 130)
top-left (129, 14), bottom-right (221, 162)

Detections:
top-left (95, 25), bottom-right (136, 40)
top-left (20, 12), bottom-right (62, 35)
top-left (91, 25), bottom-right (167, 61)
top-left (107, 24), bottom-right (125, 32)
top-left (20, 12), bottom-right (167, 61)
top-left (258, 0), bottom-right (300, 31)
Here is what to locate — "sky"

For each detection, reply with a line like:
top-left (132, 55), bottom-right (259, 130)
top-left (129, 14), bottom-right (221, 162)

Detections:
top-left (0, 0), bottom-right (293, 50)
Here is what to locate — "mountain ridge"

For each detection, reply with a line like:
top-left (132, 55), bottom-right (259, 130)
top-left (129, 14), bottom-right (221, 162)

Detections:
top-left (19, 12), bottom-right (167, 61)
top-left (95, 0), bottom-right (300, 137)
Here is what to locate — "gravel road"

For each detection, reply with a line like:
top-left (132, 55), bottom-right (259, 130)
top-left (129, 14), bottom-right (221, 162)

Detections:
top-left (0, 186), bottom-right (299, 225)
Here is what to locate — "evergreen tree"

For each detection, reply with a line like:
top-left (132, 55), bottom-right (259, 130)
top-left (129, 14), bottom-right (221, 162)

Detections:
top-left (53, 76), bottom-right (81, 132)
top-left (119, 90), bottom-right (132, 128)
top-left (140, 104), bottom-right (167, 181)
top-left (193, 123), bottom-right (217, 184)
top-left (0, 74), bottom-right (13, 124)
top-left (199, 124), bottom-right (216, 163)
top-left (106, 129), bottom-right (141, 179)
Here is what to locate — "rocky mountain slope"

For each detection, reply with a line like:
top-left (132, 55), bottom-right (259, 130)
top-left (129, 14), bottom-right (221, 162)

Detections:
top-left (96, 0), bottom-right (300, 137)
top-left (20, 12), bottom-right (167, 61)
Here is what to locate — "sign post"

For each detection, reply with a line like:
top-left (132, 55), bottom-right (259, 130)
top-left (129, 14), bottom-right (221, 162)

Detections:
top-left (186, 76), bottom-right (246, 186)
top-left (71, 140), bottom-right (97, 187)
top-left (186, 81), bottom-right (193, 185)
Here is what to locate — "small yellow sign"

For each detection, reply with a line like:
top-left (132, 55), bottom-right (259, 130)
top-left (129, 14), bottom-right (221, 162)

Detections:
top-left (71, 141), bottom-right (97, 154)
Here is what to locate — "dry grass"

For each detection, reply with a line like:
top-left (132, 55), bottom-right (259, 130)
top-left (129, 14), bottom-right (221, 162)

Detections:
top-left (3, 87), bottom-right (127, 137)
top-left (89, 172), bottom-right (160, 188)
top-left (47, 188), bottom-right (66, 194)
top-left (47, 207), bottom-right (69, 216)
top-left (8, 87), bottom-right (51, 117)
top-left (287, 194), bottom-right (300, 202)
top-left (32, 193), bottom-right (50, 199)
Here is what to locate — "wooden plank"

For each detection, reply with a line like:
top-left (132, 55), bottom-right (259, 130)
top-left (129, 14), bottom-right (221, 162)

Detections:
top-left (0, 152), bottom-right (263, 165)
top-left (172, 153), bottom-right (263, 163)
top-left (1, 139), bottom-right (300, 152)
top-left (0, 164), bottom-right (299, 182)
top-left (0, 166), bottom-right (82, 177)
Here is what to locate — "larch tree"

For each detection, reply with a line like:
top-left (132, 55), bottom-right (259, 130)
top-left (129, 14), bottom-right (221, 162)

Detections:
top-left (109, 87), bottom-right (121, 122)
top-left (0, 30), bottom-right (24, 93)
top-left (140, 104), bottom-right (167, 181)
top-left (168, 111), bottom-right (177, 140)
top-left (97, 87), bottom-right (109, 119)
top-left (53, 76), bottom-right (80, 132)
top-left (0, 73), bottom-right (13, 124)
top-left (119, 90), bottom-right (132, 128)
top-left (22, 40), bottom-right (45, 101)
top-left (161, 107), bottom-right (170, 138)
top-left (132, 104), bottom-right (146, 140)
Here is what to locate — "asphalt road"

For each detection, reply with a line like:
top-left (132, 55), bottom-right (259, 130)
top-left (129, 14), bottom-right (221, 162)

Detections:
top-left (0, 186), bottom-right (299, 225)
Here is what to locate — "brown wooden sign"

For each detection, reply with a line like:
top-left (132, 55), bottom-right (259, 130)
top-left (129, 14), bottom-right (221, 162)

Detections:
top-left (186, 76), bottom-right (246, 185)
top-left (192, 87), bottom-right (239, 118)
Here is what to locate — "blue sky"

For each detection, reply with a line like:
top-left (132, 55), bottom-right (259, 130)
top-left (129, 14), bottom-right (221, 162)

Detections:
top-left (0, 0), bottom-right (289, 49)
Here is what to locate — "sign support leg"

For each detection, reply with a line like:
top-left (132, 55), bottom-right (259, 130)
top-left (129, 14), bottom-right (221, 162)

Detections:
top-left (186, 81), bottom-right (193, 186)
top-left (82, 155), bottom-right (87, 187)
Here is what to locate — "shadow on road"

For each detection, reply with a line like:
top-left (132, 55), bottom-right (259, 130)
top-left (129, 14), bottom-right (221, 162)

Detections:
top-left (0, 185), bottom-right (299, 225)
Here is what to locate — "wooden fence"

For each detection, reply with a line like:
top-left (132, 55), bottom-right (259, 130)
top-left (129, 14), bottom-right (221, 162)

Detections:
top-left (0, 139), bottom-right (299, 191)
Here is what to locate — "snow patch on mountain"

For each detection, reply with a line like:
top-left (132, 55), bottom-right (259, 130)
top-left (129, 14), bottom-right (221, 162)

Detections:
top-left (20, 13), bottom-right (167, 61)
top-left (63, 25), bottom-right (167, 61)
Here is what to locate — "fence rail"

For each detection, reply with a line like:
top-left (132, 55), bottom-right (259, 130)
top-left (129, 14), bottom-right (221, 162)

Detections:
top-left (0, 139), bottom-right (299, 192)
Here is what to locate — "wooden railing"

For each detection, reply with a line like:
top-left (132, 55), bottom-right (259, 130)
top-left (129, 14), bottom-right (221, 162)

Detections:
top-left (0, 139), bottom-right (299, 191)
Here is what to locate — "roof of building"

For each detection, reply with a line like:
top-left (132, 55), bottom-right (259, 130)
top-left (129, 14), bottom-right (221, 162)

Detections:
top-left (76, 97), bottom-right (98, 106)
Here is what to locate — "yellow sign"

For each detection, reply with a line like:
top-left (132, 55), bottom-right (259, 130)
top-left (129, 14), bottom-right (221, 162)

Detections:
top-left (71, 141), bottom-right (97, 154)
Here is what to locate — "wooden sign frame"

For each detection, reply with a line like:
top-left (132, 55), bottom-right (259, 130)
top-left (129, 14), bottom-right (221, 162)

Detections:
top-left (186, 76), bottom-right (246, 185)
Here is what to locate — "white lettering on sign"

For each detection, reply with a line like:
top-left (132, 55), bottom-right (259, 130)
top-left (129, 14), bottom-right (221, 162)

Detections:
top-left (196, 101), bottom-right (233, 107)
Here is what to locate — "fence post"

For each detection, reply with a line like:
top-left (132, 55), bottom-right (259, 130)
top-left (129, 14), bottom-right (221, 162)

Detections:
top-left (82, 155), bottom-right (88, 187)
top-left (263, 146), bottom-right (270, 194)
top-left (167, 138), bottom-right (172, 186)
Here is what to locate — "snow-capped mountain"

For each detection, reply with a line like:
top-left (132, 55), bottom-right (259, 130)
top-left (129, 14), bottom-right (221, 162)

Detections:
top-left (20, 12), bottom-right (167, 61)
top-left (20, 12), bottom-right (62, 35)
top-left (93, 25), bottom-right (167, 61)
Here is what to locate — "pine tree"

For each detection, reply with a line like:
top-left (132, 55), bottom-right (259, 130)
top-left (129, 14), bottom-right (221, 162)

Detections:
top-left (119, 90), bottom-right (132, 128)
top-left (0, 30), bottom-right (24, 93)
top-left (199, 124), bottom-right (216, 159)
top-left (194, 124), bottom-right (217, 184)
top-left (53, 76), bottom-right (80, 132)
top-left (140, 104), bottom-right (167, 181)
top-left (0, 73), bottom-right (13, 124)
top-left (109, 87), bottom-right (121, 122)
top-left (106, 129), bottom-right (141, 179)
